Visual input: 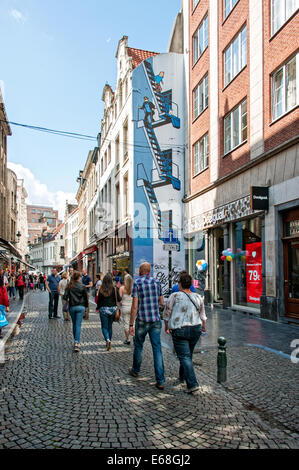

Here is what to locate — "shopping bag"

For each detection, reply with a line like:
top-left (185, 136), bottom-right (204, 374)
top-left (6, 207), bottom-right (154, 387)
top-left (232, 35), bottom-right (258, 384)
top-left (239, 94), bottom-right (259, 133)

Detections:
top-left (0, 305), bottom-right (8, 328)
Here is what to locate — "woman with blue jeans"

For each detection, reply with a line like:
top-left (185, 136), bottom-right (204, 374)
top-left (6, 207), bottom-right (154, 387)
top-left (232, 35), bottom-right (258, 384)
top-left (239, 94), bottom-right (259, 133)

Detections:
top-left (63, 271), bottom-right (88, 352)
top-left (96, 274), bottom-right (121, 351)
top-left (164, 271), bottom-right (207, 394)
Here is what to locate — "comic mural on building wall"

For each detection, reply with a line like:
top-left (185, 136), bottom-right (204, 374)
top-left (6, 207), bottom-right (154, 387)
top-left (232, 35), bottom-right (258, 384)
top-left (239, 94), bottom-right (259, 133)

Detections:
top-left (132, 53), bottom-right (185, 294)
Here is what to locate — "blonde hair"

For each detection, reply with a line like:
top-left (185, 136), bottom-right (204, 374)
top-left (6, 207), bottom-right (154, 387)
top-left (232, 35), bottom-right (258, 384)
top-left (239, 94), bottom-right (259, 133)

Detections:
top-left (124, 274), bottom-right (133, 295)
top-left (61, 271), bottom-right (68, 280)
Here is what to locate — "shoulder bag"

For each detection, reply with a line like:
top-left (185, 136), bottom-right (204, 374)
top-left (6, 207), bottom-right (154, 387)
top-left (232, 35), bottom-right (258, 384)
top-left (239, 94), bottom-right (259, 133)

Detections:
top-left (113, 287), bottom-right (121, 322)
top-left (182, 291), bottom-right (202, 315)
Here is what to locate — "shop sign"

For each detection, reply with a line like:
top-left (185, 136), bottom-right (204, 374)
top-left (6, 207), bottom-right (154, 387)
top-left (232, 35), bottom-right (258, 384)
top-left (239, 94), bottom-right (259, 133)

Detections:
top-left (287, 220), bottom-right (299, 236)
top-left (246, 242), bottom-right (263, 304)
top-left (250, 186), bottom-right (269, 211)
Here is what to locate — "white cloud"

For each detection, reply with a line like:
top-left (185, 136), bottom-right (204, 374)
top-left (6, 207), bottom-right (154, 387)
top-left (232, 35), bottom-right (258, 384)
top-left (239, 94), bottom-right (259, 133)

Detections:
top-left (106, 38), bottom-right (111, 43)
top-left (10, 9), bottom-right (26, 23)
top-left (8, 162), bottom-right (76, 219)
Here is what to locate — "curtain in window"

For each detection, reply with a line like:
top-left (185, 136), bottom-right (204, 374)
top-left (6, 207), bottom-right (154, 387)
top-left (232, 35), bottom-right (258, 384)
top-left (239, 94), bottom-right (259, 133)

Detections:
top-left (224, 47), bottom-right (231, 86)
top-left (272, 68), bottom-right (284, 119)
top-left (272, 0), bottom-right (284, 34)
top-left (224, 115), bottom-right (231, 154)
top-left (193, 86), bottom-right (199, 120)
top-left (286, 55), bottom-right (297, 111)
top-left (286, 0), bottom-right (298, 19)
top-left (233, 107), bottom-right (240, 149)
top-left (241, 100), bottom-right (247, 142)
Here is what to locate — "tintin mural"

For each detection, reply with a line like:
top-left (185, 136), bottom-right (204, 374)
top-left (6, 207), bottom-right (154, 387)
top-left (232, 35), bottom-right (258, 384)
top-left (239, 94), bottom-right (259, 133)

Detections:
top-left (132, 53), bottom-right (185, 295)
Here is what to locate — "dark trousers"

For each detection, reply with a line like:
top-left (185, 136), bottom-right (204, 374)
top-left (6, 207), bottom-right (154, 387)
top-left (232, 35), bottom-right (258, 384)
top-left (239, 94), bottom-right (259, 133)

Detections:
top-left (18, 286), bottom-right (24, 300)
top-left (48, 292), bottom-right (59, 318)
top-left (171, 325), bottom-right (202, 390)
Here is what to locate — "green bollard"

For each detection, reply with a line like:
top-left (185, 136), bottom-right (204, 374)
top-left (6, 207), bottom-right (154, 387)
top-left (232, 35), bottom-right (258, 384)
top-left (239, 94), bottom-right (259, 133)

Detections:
top-left (217, 336), bottom-right (227, 383)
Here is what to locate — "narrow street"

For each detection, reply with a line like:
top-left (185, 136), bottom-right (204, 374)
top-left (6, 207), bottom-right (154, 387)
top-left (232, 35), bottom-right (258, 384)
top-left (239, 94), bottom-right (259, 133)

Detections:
top-left (0, 291), bottom-right (298, 449)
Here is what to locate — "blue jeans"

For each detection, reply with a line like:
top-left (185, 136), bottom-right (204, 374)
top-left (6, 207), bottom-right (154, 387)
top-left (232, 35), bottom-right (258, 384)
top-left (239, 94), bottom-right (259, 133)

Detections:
top-left (8, 287), bottom-right (16, 298)
top-left (171, 325), bottom-right (202, 390)
top-left (69, 305), bottom-right (85, 343)
top-left (100, 307), bottom-right (116, 342)
top-left (132, 319), bottom-right (165, 386)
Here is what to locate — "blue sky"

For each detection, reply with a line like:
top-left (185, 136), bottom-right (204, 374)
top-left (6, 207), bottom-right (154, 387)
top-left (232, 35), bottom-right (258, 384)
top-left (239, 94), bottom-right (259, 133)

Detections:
top-left (0, 0), bottom-right (181, 216)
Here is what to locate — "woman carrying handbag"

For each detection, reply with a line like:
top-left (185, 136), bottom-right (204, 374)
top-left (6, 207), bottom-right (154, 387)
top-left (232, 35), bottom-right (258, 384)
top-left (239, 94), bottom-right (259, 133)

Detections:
top-left (96, 273), bottom-right (121, 351)
top-left (163, 271), bottom-right (207, 394)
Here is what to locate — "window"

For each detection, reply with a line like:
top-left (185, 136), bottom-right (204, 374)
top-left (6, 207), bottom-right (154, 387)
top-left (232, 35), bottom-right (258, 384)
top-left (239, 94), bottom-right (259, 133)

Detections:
top-left (224, 99), bottom-right (247, 154)
top-left (224, 25), bottom-right (247, 87)
top-left (32, 218), bottom-right (35, 223)
top-left (223, 0), bottom-right (239, 19)
top-left (31, 209), bottom-right (35, 213)
top-left (271, 0), bottom-right (298, 35)
top-left (194, 133), bottom-right (209, 175)
top-left (272, 53), bottom-right (298, 121)
top-left (115, 135), bottom-right (120, 171)
top-left (193, 0), bottom-right (200, 9)
top-left (193, 15), bottom-right (208, 65)
top-left (193, 74), bottom-right (208, 119)
top-left (123, 120), bottom-right (128, 161)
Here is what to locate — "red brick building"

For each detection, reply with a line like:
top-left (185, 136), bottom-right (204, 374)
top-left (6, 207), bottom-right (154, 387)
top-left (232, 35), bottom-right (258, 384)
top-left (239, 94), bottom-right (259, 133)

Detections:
top-left (27, 205), bottom-right (60, 245)
top-left (178, 0), bottom-right (299, 322)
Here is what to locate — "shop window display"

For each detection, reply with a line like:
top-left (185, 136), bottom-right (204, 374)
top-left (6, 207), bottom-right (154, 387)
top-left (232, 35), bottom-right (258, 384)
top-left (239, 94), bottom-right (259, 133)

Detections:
top-left (234, 217), bottom-right (262, 308)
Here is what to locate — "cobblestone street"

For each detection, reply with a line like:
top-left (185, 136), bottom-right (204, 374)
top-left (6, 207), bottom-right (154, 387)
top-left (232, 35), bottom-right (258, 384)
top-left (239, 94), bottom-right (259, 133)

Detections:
top-left (0, 291), bottom-right (298, 449)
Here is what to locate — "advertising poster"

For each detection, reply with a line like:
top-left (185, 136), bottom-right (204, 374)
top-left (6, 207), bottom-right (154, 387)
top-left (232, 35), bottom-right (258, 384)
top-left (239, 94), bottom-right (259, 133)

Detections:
top-left (246, 242), bottom-right (262, 304)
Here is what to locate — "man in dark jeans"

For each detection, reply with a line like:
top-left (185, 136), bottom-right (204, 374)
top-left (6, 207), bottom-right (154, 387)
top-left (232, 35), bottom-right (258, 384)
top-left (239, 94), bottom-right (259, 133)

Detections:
top-left (45, 268), bottom-right (61, 319)
top-left (129, 262), bottom-right (165, 390)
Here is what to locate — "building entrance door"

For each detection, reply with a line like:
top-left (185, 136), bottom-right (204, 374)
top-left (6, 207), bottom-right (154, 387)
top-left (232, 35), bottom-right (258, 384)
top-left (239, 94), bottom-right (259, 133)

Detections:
top-left (283, 208), bottom-right (299, 320)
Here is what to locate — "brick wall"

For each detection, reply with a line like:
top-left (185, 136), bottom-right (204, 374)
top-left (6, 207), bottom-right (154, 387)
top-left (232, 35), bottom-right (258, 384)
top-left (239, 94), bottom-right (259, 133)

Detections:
top-left (218, 0), bottom-right (250, 178)
top-left (190, 0), bottom-right (210, 194)
top-left (263, 3), bottom-right (299, 153)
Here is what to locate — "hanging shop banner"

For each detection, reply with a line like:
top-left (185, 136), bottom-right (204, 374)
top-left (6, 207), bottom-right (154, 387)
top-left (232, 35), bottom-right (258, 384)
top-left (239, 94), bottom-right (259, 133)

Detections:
top-left (250, 186), bottom-right (269, 211)
top-left (246, 242), bottom-right (262, 304)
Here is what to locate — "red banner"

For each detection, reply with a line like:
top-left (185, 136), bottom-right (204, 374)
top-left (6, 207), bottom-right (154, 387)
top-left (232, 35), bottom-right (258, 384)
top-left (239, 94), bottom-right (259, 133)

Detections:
top-left (246, 242), bottom-right (262, 304)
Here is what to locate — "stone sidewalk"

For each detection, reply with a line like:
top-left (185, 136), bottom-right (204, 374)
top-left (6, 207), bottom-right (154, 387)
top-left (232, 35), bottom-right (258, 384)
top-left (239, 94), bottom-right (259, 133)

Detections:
top-left (0, 291), bottom-right (298, 449)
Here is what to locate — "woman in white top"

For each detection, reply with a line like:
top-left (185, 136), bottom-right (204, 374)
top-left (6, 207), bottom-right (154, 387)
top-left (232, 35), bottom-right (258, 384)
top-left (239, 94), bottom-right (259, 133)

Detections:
top-left (119, 274), bottom-right (133, 345)
top-left (164, 271), bottom-right (207, 394)
top-left (58, 272), bottom-right (70, 321)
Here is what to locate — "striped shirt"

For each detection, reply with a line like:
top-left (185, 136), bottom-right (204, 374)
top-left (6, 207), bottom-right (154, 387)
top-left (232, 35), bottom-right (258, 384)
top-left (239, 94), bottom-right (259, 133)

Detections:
top-left (131, 275), bottom-right (162, 322)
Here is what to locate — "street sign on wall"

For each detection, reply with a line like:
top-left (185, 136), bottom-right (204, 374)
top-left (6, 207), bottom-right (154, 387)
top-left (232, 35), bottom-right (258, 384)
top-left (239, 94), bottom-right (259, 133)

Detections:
top-left (163, 243), bottom-right (180, 252)
top-left (250, 186), bottom-right (269, 211)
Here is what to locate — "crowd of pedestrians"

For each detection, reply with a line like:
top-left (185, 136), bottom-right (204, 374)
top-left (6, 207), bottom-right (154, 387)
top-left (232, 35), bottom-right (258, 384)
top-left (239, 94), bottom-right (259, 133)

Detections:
top-left (0, 262), bottom-right (207, 394)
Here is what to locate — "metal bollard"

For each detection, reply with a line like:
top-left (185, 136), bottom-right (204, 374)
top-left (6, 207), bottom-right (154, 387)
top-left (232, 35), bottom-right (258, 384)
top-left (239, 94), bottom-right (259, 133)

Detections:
top-left (217, 336), bottom-right (227, 383)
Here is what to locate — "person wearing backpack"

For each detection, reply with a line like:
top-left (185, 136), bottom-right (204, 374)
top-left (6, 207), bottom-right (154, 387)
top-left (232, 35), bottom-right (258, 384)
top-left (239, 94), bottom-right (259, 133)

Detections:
top-left (163, 271), bottom-right (207, 394)
top-left (0, 275), bottom-right (9, 339)
top-left (63, 271), bottom-right (88, 352)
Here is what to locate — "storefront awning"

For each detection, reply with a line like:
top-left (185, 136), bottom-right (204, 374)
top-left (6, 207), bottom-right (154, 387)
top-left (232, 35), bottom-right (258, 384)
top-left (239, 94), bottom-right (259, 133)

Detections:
top-left (84, 245), bottom-right (98, 255)
top-left (0, 237), bottom-right (22, 259)
top-left (14, 258), bottom-right (38, 270)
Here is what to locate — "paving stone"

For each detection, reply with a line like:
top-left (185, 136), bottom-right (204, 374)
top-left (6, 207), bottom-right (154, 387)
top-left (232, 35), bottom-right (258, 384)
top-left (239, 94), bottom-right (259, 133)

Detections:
top-left (0, 291), bottom-right (297, 450)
